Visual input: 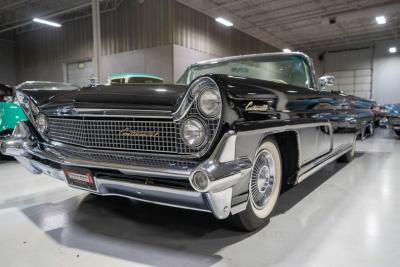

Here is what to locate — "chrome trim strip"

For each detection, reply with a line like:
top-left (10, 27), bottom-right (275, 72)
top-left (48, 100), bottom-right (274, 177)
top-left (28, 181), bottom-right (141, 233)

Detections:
top-left (94, 178), bottom-right (210, 213)
top-left (237, 122), bottom-right (331, 135)
top-left (58, 108), bottom-right (173, 119)
top-left (32, 147), bottom-right (192, 179)
top-left (296, 145), bottom-right (352, 183)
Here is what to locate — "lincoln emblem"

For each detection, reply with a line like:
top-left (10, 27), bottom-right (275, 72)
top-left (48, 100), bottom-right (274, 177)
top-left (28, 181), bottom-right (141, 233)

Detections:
top-left (119, 128), bottom-right (160, 137)
top-left (245, 101), bottom-right (269, 112)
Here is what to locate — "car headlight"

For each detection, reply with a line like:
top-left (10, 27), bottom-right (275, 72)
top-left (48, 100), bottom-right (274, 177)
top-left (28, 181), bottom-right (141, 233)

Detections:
top-left (36, 114), bottom-right (48, 134)
top-left (198, 88), bottom-right (222, 117)
top-left (181, 118), bottom-right (206, 147)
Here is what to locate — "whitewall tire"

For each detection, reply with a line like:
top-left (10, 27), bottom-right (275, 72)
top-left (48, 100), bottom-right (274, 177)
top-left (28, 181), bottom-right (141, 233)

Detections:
top-left (230, 137), bottom-right (282, 231)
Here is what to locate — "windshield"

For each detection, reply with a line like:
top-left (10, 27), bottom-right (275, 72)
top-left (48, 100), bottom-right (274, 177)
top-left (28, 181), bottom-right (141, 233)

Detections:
top-left (177, 55), bottom-right (314, 88)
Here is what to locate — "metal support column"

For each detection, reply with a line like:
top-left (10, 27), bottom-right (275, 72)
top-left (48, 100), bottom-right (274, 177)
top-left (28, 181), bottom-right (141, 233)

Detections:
top-left (92, 0), bottom-right (101, 84)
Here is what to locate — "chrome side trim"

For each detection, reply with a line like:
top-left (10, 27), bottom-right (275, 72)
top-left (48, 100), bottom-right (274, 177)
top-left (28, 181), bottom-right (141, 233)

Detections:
top-left (296, 145), bottom-right (352, 183)
top-left (238, 122), bottom-right (331, 135)
top-left (237, 121), bottom-right (332, 167)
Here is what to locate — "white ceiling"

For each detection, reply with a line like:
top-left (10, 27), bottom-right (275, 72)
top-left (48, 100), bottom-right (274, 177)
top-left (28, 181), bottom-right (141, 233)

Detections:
top-left (178, 0), bottom-right (400, 51)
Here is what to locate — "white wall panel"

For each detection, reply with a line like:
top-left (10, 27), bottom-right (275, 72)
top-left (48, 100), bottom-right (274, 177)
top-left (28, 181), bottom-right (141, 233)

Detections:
top-left (67, 61), bottom-right (94, 87)
top-left (373, 40), bottom-right (400, 104)
top-left (173, 45), bottom-right (215, 82)
top-left (101, 45), bottom-right (173, 83)
top-left (324, 48), bottom-right (372, 98)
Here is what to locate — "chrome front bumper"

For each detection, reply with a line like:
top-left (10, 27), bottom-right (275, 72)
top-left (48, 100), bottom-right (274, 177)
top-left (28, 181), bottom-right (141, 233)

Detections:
top-left (1, 121), bottom-right (252, 219)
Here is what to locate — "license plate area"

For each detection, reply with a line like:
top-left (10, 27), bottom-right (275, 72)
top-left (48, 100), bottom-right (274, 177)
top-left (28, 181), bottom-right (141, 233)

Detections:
top-left (63, 167), bottom-right (97, 191)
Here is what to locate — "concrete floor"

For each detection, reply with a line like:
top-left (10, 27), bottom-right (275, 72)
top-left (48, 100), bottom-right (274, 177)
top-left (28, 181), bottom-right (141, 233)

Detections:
top-left (1, 128), bottom-right (400, 267)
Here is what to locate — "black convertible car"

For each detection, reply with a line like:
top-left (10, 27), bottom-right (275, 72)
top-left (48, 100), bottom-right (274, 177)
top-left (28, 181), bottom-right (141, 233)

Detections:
top-left (2, 52), bottom-right (359, 231)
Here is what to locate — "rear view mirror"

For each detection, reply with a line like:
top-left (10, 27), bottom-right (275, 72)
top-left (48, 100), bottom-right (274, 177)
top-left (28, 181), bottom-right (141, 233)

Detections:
top-left (318, 75), bottom-right (336, 91)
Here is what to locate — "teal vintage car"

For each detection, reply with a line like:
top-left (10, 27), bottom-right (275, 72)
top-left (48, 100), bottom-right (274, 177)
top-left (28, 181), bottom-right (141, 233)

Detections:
top-left (0, 84), bottom-right (27, 158)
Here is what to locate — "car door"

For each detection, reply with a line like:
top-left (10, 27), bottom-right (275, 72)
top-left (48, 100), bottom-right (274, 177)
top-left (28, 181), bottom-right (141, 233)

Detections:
top-left (315, 91), bottom-right (350, 151)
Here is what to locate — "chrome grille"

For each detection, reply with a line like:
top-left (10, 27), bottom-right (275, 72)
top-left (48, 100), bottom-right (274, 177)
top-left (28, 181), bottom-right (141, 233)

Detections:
top-left (47, 117), bottom-right (177, 153)
top-left (54, 145), bottom-right (197, 170)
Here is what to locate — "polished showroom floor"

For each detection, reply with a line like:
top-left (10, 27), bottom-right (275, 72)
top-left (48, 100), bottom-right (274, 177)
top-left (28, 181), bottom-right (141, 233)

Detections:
top-left (1, 128), bottom-right (399, 267)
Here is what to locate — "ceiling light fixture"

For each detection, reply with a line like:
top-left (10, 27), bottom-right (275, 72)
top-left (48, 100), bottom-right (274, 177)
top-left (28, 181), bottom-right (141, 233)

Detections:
top-left (375, 16), bottom-right (386, 25)
top-left (389, 47), bottom-right (397, 53)
top-left (33, 18), bottom-right (61, 28)
top-left (282, 48), bottom-right (292, 53)
top-left (215, 17), bottom-right (233, 27)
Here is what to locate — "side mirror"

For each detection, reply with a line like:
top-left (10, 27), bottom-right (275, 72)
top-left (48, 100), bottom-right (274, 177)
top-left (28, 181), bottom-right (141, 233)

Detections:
top-left (318, 75), bottom-right (336, 91)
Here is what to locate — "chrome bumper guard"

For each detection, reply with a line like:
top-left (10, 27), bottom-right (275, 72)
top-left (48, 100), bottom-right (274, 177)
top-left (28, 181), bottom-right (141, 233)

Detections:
top-left (1, 121), bottom-right (251, 219)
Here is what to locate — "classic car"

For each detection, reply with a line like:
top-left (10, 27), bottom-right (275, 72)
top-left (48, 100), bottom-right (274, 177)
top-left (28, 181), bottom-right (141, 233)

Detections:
top-left (327, 92), bottom-right (375, 140)
top-left (347, 95), bottom-right (375, 139)
top-left (108, 73), bottom-right (164, 84)
top-left (0, 83), bottom-right (27, 159)
top-left (1, 52), bottom-right (357, 231)
top-left (384, 103), bottom-right (400, 136)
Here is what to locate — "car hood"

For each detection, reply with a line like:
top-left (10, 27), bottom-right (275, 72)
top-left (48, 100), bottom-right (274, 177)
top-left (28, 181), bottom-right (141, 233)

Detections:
top-left (35, 84), bottom-right (188, 115)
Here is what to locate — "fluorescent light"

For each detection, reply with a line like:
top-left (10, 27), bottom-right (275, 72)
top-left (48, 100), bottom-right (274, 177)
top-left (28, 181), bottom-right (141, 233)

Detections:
top-left (375, 16), bottom-right (386, 25)
top-left (215, 17), bottom-right (233, 27)
top-left (283, 48), bottom-right (292, 53)
top-left (33, 18), bottom-right (61, 28)
top-left (389, 47), bottom-right (397, 53)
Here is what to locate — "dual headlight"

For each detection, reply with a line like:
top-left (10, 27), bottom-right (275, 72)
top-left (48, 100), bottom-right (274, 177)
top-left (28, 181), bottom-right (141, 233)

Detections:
top-left (16, 91), bottom-right (48, 135)
top-left (35, 114), bottom-right (48, 134)
top-left (181, 77), bottom-right (221, 148)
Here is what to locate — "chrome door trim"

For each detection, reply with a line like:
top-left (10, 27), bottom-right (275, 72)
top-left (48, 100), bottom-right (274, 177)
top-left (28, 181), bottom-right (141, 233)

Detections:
top-left (296, 145), bottom-right (352, 183)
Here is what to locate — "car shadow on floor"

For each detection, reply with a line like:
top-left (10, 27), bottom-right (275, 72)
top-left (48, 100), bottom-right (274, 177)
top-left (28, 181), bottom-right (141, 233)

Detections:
top-left (20, 152), bottom-right (366, 266)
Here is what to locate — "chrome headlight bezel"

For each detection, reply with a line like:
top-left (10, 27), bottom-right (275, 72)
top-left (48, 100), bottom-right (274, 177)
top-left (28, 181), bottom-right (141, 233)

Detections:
top-left (197, 87), bottom-right (222, 118)
top-left (16, 91), bottom-right (48, 137)
top-left (180, 118), bottom-right (207, 148)
top-left (174, 76), bottom-right (223, 156)
top-left (174, 77), bottom-right (222, 121)
top-left (35, 114), bottom-right (48, 134)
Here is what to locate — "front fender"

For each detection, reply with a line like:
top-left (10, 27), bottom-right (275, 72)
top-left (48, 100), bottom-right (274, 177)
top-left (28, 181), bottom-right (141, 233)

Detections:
top-left (0, 102), bottom-right (27, 134)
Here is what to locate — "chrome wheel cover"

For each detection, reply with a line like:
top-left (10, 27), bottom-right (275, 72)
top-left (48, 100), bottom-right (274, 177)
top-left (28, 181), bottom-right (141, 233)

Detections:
top-left (250, 149), bottom-right (276, 210)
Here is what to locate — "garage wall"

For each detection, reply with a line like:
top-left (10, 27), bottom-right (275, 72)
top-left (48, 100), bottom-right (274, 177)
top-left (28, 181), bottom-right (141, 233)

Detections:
top-left (17, 62), bottom-right (64, 83)
top-left (310, 43), bottom-right (400, 104)
top-left (322, 48), bottom-right (373, 99)
top-left (15, 0), bottom-right (276, 84)
top-left (372, 40), bottom-right (400, 105)
top-left (101, 45), bottom-right (173, 83)
top-left (0, 39), bottom-right (16, 85)
top-left (172, 2), bottom-right (277, 57)
top-left (173, 45), bottom-right (215, 82)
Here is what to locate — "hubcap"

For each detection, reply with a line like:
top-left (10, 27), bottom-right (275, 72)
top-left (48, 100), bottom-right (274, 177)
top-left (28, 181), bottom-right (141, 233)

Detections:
top-left (250, 150), bottom-right (276, 209)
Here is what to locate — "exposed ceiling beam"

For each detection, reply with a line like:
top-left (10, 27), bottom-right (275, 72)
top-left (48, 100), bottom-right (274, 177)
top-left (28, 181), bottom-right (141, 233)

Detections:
top-left (0, 2), bottom-right (93, 33)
